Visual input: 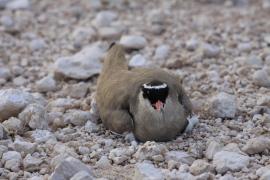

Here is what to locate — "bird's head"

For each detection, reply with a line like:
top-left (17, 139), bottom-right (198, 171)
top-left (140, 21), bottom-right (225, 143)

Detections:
top-left (140, 80), bottom-right (169, 112)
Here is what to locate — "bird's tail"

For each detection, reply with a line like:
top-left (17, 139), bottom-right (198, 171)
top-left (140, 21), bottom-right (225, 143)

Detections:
top-left (102, 43), bottom-right (128, 73)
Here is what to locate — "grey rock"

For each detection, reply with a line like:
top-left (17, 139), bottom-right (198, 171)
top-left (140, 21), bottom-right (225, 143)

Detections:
top-left (262, 0), bottom-right (270, 9)
top-left (202, 43), bottom-right (220, 58)
top-left (72, 27), bottom-right (96, 49)
top-left (13, 137), bottom-right (36, 155)
top-left (96, 156), bottom-right (111, 169)
top-left (210, 92), bottom-right (237, 118)
top-left (186, 38), bottom-right (199, 51)
top-left (237, 42), bottom-right (252, 52)
top-left (70, 171), bottom-right (94, 180)
top-left (0, 89), bottom-right (34, 122)
top-left (31, 129), bottom-right (56, 143)
top-left (242, 136), bottom-right (270, 155)
top-left (93, 11), bottom-right (118, 27)
top-left (129, 54), bottom-right (147, 67)
top-left (54, 44), bottom-right (105, 80)
top-left (0, 0), bottom-right (9, 8)
top-left (133, 162), bottom-right (164, 180)
top-left (62, 82), bottom-right (88, 99)
top-left (36, 75), bottom-right (57, 92)
top-left (49, 156), bottom-right (93, 180)
top-left (134, 142), bottom-right (168, 161)
top-left (78, 146), bottom-right (90, 155)
top-left (23, 154), bottom-right (42, 172)
top-left (19, 103), bottom-right (48, 130)
top-left (257, 95), bottom-right (270, 106)
top-left (89, 0), bottom-right (102, 9)
top-left (30, 39), bottom-right (46, 51)
top-left (0, 145), bottom-right (8, 158)
top-left (6, 0), bottom-right (30, 10)
top-left (256, 165), bottom-right (270, 179)
top-left (213, 151), bottom-right (250, 174)
top-left (98, 27), bottom-right (122, 39)
top-left (2, 117), bottom-right (23, 134)
top-left (120, 35), bottom-right (147, 50)
top-left (165, 151), bottom-right (195, 165)
top-left (2, 151), bottom-right (22, 172)
top-left (109, 146), bottom-right (135, 165)
top-left (154, 45), bottom-right (170, 60)
top-left (253, 69), bottom-right (270, 88)
top-left (190, 159), bottom-right (212, 176)
top-left (0, 67), bottom-right (11, 80)
top-left (205, 141), bottom-right (223, 160)
top-left (64, 110), bottom-right (91, 126)
top-left (84, 120), bottom-right (99, 133)
top-left (246, 55), bottom-right (263, 67)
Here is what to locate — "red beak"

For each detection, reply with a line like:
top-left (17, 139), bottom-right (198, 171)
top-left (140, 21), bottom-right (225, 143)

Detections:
top-left (153, 100), bottom-right (164, 111)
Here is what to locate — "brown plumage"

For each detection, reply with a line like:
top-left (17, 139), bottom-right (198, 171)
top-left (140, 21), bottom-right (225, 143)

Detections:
top-left (96, 43), bottom-right (192, 142)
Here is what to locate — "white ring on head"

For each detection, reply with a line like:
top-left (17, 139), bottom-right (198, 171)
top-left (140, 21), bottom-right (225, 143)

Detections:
top-left (143, 83), bottom-right (167, 89)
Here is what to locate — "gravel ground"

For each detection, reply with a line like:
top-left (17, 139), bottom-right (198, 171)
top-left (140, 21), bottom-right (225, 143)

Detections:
top-left (0, 0), bottom-right (270, 179)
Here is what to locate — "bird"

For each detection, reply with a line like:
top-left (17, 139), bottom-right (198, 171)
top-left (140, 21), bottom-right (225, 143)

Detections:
top-left (96, 43), bottom-right (192, 142)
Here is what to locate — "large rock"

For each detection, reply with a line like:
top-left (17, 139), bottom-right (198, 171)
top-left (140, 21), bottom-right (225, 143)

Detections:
top-left (165, 151), bottom-right (195, 165)
top-left (92, 11), bottom-right (118, 27)
top-left (6, 0), bottom-right (30, 10)
top-left (210, 92), bottom-right (237, 118)
top-left (23, 154), bottom-right (43, 172)
top-left (36, 75), bottom-right (57, 93)
top-left (54, 44), bottom-right (106, 80)
top-left (205, 141), bottom-right (223, 160)
top-left (213, 151), bottom-right (250, 174)
top-left (2, 151), bottom-right (22, 172)
top-left (49, 156), bottom-right (93, 180)
top-left (0, 89), bottom-right (34, 122)
top-left (189, 159), bottom-right (212, 175)
top-left (109, 146), bottom-right (135, 165)
top-left (2, 117), bottom-right (23, 134)
top-left (242, 136), bottom-right (270, 155)
top-left (63, 110), bottom-right (91, 126)
top-left (13, 137), bottom-right (37, 155)
top-left (19, 103), bottom-right (48, 130)
top-left (133, 162), bottom-right (164, 180)
top-left (253, 69), bottom-right (270, 88)
top-left (120, 35), bottom-right (147, 50)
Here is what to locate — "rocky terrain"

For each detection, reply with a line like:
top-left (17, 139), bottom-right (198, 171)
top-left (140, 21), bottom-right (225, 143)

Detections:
top-left (0, 0), bottom-right (270, 179)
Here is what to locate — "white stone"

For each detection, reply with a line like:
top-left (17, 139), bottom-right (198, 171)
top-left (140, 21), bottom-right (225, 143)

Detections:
top-left (120, 35), bottom-right (147, 50)
top-left (213, 151), bottom-right (250, 174)
top-left (202, 43), bottom-right (220, 58)
top-left (70, 171), bottom-right (94, 180)
top-left (89, 0), bottom-right (102, 9)
top-left (262, 0), bottom-right (270, 9)
top-left (96, 156), bottom-right (111, 168)
top-left (237, 42), bottom-right (252, 52)
top-left (154, 45), bottom-right (170, 60)
top-left (54, 44), bottom-right (105, 80)
top-left (129, 54), bottom-right (147, 67)
top-left (186, 38), bottom-right (199, 51)
top-left (49, 156), bottom-right (93, 180)
top-left (210, 92), bottom-right (237, 118)
top-left (134, 142), bottom-right (167, 161)
top-left (0, 145), bottom-right (8, 158)
top-left (62, 82), bottom-right (89, 99)
top-left (98, 27), bottom-right (122, 39)
top-left (36, 75), bottom-right (57, 92)
top-left (84, 120), bottom-right (99, 133)
top-left (205, 141), bottom-right (223, 160)
top-left (256, 165), bottom-right (270, 179)
top-left (2, 151), bottom-right (22, 172)
top-left (253, 70), bottom-right (270, 88)
top-left (19, 103), bottom-right (48, 130)
top-left (109, 146), bottom-right (134, 165)
top-left (0, 67), bottom-right (11, 80)
top-left (13, 137), bottom-right (36, 155)
top-left (246, 55), bottom-right (263, 66)
top-left (165, 151), bottom-right (195, 165)
top-left (242, 136), bottom-right (270, 155)
top-left (190, 159), bottom-right (212, 175)
top-left (64, 110), bottom-right (91, 126)
top-left (2, 117), bottom-right (23, 134)
top-left (31, 129), bottom-right (56, 143)
top-left (72, 27), bottom-right (96, 49)
top-left (0, 89), bottom-right (34, 122)
top-left (184, 115), bottom-right (199, 133)
top-left (30, 39), bottom-right (46, 51)
top-left (133, 162), bottom-right (164, 180)
top-left (23, 154), bottom-right (42, 172)
top-left (6, 0), bottom-right (30, 10)
top-left (93, 11), bottom-right (118, 27)
top-left (78, 146), bottom-right (90, 155)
